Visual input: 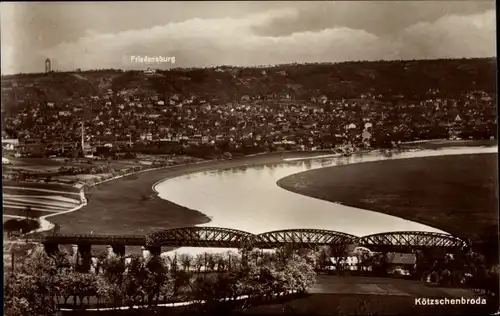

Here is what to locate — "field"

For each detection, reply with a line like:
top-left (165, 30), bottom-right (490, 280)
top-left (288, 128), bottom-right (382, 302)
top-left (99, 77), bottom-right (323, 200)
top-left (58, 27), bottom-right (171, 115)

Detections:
top-left (3, 182), bottom-right (82, 220)
top-left (278, 153), bottom-right (498, 243)
top-left (2, 156), bottom-right (158, 184)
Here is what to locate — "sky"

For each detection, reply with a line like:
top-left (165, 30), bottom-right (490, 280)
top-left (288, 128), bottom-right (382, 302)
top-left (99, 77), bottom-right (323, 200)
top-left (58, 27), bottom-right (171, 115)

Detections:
top-left (0, 1), bottom-right (496, 74)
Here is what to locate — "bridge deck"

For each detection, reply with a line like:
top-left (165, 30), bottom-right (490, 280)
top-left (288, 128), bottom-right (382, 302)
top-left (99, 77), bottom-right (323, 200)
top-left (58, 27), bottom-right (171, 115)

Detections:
top-left (41, 227), bottom-right (469, 251)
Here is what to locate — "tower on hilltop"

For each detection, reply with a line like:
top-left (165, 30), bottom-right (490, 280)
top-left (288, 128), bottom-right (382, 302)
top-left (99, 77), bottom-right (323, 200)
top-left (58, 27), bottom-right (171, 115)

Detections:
top-left (45, 58), bottom-right (51, 73)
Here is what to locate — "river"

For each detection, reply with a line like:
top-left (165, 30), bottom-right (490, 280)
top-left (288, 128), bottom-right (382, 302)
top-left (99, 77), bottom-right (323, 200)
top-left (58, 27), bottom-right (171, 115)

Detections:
top-left (154, 146), bottom-right (497, 256)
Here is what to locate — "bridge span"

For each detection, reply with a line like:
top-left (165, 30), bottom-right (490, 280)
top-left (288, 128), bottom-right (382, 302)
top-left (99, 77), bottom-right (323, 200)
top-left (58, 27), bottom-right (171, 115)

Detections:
top-left (41, 226), bottom-right (468, 260)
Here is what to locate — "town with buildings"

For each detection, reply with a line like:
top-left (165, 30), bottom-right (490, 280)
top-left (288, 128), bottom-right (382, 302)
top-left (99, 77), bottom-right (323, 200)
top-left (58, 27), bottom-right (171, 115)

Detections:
top-left (1, 59), bottom-right (496, 161)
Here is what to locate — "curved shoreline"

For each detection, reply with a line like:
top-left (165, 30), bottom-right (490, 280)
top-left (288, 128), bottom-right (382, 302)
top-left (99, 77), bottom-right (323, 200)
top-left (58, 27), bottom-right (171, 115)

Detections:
top-left (277, 150), bottom-right (497, 241)
top-left (47, 143), bottom-right (496, 237)
top-left (154, 147), bottom-right (495, 241)
top-left (48, 152), bottom-right (338, 235)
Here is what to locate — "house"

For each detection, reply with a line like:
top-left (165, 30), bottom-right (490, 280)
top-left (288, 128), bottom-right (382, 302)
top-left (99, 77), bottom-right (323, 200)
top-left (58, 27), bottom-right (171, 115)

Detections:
top-left (2, 138), bottom-right (19, 151)
top-left (140, 133), bottom-right (153, 141)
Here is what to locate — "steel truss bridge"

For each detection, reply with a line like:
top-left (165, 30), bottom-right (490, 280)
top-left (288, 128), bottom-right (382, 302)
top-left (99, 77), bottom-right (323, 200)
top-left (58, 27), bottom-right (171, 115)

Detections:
top-left (42, 226), bottom-right (469, 253)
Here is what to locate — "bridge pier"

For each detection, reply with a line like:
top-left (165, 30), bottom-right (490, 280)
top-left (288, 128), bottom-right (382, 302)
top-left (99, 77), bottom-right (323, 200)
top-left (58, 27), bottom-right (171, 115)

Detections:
top-left (142, 247), bottom-right (151, 259)
top-left (106, 246), bottom-right (114, 258)
top-left (43, 243), bottom-right (60, 256)
top-left (77, 244), bottom-right (92, 272)
top-left (111, 244), bottom-right (126, 257)
top-left (71, 244), bottom-right (79, 266)
top-left (147, 246), bottom-right (162, 256)
top-left (142, 246), bottom-right (161, 259)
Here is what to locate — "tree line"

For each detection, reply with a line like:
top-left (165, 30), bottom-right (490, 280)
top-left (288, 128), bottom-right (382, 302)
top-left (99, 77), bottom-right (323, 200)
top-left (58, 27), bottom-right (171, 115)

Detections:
top-left (4, 246), bottom-right (316, 316)
top-left (4, 240), bottom-right (499, 315)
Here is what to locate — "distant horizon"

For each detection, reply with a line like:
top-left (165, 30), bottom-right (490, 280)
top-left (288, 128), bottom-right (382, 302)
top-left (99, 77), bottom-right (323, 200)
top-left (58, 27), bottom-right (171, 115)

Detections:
top-left (1, 56), bottom-right (496, 77)
top-left (1, 2), bottom-right (495, 75)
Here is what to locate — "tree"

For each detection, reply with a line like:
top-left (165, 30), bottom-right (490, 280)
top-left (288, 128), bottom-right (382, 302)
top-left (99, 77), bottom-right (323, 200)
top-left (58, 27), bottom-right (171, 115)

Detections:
top-left (285, 253), bottom-right (316, 293)
top-left (371, 252), bottom-right (390, 277)
top-left (179, 253), bottom-right (193, 272)
top-left (66, 272), bottom-right (98, 306)
top-left (90, 249), bottom-right (108, 275)
top-left (101, 256), bottom-right (127, 307)
top-left (4, 246), bottom-right (60, 316)
top-left (144, 256), bottom-right (174, 305)
top-left (193, 254), bottom-right (205, 275)
top-left (355, 248), bottom-right (375, 273)
top-left (102, 256), bottom-right (126, 283)
top-left (214, 254), bottom-right (227, 272)
top-left (172, 270), bottom-right (193, 299)
top-left (18, 219), bottom-right (40, 234)
top-left (5, 245), bottom-right (317, 314)
top-left (316, 247), bottom-right (330, 271)
top-left (205, 253), bottom-right (217, 272)
top-left (328, 243), bottom-right (348, 275)
top-left (120, 254), bottom-right (149, 307)
top-left (4, 219), bottom-right (22, 235)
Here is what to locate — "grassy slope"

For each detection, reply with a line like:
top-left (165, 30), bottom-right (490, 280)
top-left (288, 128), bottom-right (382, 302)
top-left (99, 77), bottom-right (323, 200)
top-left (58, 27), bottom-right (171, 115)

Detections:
top-left (278, 153), bottom-right (498, 242)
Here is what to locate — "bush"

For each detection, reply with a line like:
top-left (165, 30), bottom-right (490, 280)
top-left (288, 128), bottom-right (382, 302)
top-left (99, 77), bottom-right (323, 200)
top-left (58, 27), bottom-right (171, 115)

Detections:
top-left (4, 219), bottom-right (40, 235)
top-left (4, 219), bottom-right (22, 234)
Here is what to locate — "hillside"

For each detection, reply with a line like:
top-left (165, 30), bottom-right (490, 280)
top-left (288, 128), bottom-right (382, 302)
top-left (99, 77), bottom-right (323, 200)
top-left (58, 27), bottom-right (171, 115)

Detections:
top-left (1, 58), bottom-right (496, 112)
top-left (1, 72), bottom-right (99, 115)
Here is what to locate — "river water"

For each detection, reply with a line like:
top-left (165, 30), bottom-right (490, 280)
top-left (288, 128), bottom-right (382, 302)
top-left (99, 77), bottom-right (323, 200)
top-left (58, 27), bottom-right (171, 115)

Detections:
top-left (154, 146), bottom-right (497, 256)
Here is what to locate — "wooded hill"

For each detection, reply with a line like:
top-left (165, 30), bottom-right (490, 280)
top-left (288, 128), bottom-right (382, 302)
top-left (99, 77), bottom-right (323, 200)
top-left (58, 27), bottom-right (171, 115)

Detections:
top-left (1, 58), bottom-right (496, 112)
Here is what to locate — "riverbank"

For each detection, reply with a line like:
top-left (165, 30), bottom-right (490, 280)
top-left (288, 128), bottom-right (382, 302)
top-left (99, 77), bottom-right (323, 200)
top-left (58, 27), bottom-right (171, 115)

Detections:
top-left (48, 141), bottom-right (497, 239)
top-left (277, 153), bottom-right (498, 243)
top-left (48, 151), bottom-right (336, 236)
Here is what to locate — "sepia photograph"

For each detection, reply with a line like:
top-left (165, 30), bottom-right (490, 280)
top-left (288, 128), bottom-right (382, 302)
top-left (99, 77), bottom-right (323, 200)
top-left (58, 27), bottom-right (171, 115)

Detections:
top-left (1, 1), bottom-right (498, 315)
